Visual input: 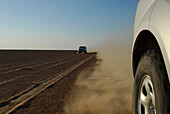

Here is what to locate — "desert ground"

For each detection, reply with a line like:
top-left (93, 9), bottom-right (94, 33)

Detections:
top-left (0, 46), bottom-right (133, 114)
top-left (0, 50), bottom-right (96, 113)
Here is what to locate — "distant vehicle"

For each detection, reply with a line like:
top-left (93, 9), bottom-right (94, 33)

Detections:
top-left (78, 46), bottom-right (87, 53)
top-left (132, 0), bottom-right (170, 114)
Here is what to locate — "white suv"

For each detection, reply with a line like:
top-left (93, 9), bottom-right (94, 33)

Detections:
top-left (132, 0), bottom-right (170, 114)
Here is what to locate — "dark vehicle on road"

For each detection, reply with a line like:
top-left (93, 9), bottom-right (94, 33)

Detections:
top-left (78, 46), bottom-right (87, 53)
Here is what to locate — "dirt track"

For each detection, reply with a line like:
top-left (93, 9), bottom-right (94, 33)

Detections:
top-left (13, 55), bottom-right (97, 114)
top-left (0, 50), bottom-right (96, 113)
top-left (0, 48), bottom-right (133, 114)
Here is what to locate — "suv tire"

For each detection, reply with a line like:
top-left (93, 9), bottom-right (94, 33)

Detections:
top-left (133, 50), bottom-right (170, 114)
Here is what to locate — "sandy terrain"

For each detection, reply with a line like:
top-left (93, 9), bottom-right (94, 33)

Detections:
top-left (13, 56), bottom-right (97, 114)
top-left (0, 50), bottom-right (95, 113)
top-left (0, 47), bottom-right (133, 114)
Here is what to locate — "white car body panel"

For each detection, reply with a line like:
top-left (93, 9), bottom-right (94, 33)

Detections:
top-left (133, 0), bottom-right (157, 54)
top-left (149, 0), bottom-right (170, 81)
top-left (133, 0), bottom-right (157, 44)
top-left (134, 0), bottom-right (156, 34)
top-left (133, 0), bottom-right (170, 81)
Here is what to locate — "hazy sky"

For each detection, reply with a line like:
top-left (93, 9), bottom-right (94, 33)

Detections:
top-left (0, 0), bottom-right (138, 50)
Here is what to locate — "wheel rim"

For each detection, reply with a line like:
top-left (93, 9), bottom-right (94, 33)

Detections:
top-left (138, 75), bottom-right (156, 114)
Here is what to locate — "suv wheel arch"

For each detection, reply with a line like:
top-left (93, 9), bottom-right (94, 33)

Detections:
top-left (132, 30), bottom-right (166, 77)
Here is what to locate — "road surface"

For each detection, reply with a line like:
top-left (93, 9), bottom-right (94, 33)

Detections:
top-left (0, 50), bottom-right (96, 113)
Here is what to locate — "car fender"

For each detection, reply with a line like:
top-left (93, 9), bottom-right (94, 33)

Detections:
top-left (148, 0), bottom-right (170, 82)
top-left (132, 0), bottom-right (157, 74)
top-left (133, 0), bottom-right (157, 53)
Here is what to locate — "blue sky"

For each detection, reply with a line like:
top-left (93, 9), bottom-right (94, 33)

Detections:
top-left (0, 0), bottom-right (138, 50)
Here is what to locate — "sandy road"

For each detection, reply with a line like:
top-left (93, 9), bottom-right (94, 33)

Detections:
top-left (0, 55), bottom-right (83, 86)
top-left (13, 55), bottom-right (97, 114)
top-left (0, 46), bottom-right (132, 114)
top-left (0, 50), bottom-right (96, 113)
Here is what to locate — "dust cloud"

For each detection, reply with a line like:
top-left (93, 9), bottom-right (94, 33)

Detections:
top-left (64, 43), bottom-right (134, 114)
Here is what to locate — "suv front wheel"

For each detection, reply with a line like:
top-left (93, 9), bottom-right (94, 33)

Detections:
top-left (133, 50), bottom-right (170, 114)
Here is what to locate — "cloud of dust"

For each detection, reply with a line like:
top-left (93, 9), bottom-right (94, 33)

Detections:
top-left (64, 42), bottom-right (134, 114)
